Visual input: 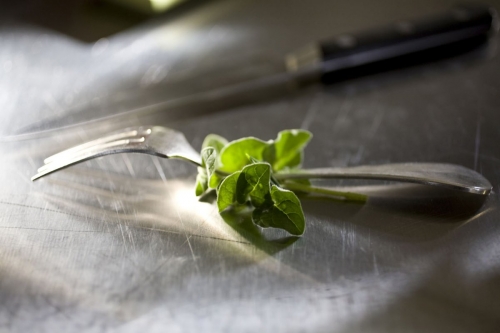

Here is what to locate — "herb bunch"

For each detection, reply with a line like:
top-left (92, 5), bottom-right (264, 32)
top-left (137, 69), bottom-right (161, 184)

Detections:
top-left (195, 129), bottom-right (313, 236)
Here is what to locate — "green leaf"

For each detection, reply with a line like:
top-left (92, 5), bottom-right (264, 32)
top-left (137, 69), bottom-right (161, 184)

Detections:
top-left (252, 185), bottom-right (305, 235)
top-left (202, 134), bottom-right (228, 154)
top-left (266, 129), bottom-right (312, 171)
top-left (236, 163), bottom-right (272, 207)
top-left (195, 147), bottom-right (217, 196)
top-left (201, 147), bottom-right (216, 178)
top-left (217, 171), bottom-right (242, 212)
top-left (196, 130), bottom-right (314, 236)
top-left (195, 167), bottom-right (208, 196)
top-left (209, 172), bottom-right (225, 189)
top-left (219, 137), bottom-right (270, 173)
top-left (202, 147), bottom-right (225, 189)
top-left (196, 134), bottom-right (227, 191)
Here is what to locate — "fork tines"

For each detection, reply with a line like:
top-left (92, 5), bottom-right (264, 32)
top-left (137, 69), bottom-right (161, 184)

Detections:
top-left (31, 127), bottom-right (151, 181)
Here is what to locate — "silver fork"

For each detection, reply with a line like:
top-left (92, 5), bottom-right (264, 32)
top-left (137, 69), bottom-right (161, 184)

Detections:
top-left (32, 126), bottom-right (202, 181)
top-left (32, 126), bottom-right (492, 195)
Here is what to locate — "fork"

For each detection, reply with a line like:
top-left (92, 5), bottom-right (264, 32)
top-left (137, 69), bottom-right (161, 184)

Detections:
top-left (32, 126), bottom-right (493, 195)
top-left (32, 126), bottom-right (202, 181)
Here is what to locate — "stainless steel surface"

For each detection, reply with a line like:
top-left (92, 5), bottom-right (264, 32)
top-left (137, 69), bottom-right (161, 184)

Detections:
top-left (10, 62), bottom-right (318, 138)
top-left (1, 0), bottom-right (500, 332)
top-left (33, 126), bottom-right (493, 195)
top-left (32, 126), bottom-right (202, 180)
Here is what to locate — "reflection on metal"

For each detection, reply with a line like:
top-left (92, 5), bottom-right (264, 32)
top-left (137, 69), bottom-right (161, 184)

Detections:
top-left (104, 0), bottom-right (188, 14)
top-left (457, 206), bottom-right (496, 228)
top-left (150, 0), bottom-right (186, 13)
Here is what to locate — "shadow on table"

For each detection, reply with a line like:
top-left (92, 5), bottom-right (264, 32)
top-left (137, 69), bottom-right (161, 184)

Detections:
top-left (301, 183), bottom-right (491, 242)
top-left (197, 190), bottom-right (299, 254)
top-left (220, 210), bottom-right (299, 254)
top-left (35, 165), bottom-right (299, 257)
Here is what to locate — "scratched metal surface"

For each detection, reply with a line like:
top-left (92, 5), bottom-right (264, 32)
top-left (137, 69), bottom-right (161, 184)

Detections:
top-left (1, 0), bottom-right (500, 332)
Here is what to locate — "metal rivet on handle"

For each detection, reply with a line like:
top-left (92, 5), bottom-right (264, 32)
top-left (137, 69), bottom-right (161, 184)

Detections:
top-left (395, 21), bottom-right (415, 35)
top-left (336, 35), bottom-right (357, 48)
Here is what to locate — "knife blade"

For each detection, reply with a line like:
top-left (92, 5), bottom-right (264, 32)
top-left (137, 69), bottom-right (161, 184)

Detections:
top-left (5, 4), bottom-right (497, 141)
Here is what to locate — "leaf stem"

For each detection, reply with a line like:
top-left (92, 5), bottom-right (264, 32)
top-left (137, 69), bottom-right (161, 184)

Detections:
top-left (283, 182), bottom-right (367, 202)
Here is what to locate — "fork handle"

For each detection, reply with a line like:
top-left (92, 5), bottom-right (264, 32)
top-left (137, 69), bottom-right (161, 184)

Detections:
top-left (274, 163), bottom-right (492, 195)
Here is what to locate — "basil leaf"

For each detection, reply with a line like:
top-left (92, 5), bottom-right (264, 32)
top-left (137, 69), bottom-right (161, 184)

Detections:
top-left (195, 147), bottom-right (217, 196)
top-left (252, 185), bottom-right (305, 235)
top-left (195, 167), bottom-right (208, 196)
top-left (197, 130), bottom-right (313, 236)
top-left (236, 163), bottom-right (272, 207)
top-left (200, 134), bottom-right (228, 189)
top-left (202, 134), bottom-right (228, 154)
top-left (217, 171), bottom-right (242, 212)
top-left (266, 129), bottom-right (312, 171)
top-left (200, 147), bottom-right (222, 189)
top-left (209, 172), bottom-right (225, 189)
top-left (201, 147), bottom-right (216, 177)
top-left (219, 137), bottom-right (270, 173)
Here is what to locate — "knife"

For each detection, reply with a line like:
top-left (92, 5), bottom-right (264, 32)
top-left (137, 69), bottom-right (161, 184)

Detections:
top-left (6, 4), bottom-right (497, 141)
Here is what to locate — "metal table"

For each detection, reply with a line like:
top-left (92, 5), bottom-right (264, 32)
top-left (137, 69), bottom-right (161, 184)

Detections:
top-left (1, 0), bottom-right (499, 332)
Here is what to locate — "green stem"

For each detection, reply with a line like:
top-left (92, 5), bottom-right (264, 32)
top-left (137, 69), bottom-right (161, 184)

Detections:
top-left (283, 182), bottom-right (367, 202)
top-left (212, 167), bottom-right (367, 202)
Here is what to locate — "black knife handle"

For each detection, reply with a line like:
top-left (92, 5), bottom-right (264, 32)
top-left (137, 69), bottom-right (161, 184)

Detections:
top-left (287, 4), bottom-right (498, 83)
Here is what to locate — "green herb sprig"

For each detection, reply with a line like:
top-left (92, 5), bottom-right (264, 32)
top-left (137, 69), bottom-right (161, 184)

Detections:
top-left (195, 129), bottom-right (364, 236)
